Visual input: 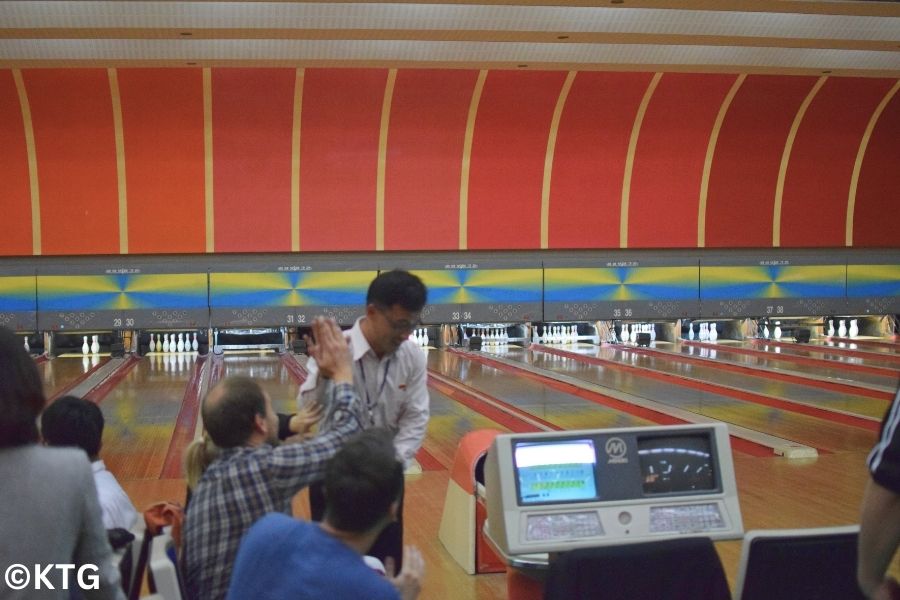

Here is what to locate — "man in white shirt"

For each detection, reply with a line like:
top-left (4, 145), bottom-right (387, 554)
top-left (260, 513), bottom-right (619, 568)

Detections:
top-left (41, 395), bottom-right (139, 530)
top-left (298, 269), bottom-right (429, 570)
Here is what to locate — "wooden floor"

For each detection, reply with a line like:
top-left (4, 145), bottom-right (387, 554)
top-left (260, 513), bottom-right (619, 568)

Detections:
top-left (40, 336), bottom-right (900, 599)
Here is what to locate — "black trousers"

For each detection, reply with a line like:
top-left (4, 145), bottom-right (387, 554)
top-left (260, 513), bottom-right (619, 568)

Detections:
top-left (308, 478), bottom-right (405, 571)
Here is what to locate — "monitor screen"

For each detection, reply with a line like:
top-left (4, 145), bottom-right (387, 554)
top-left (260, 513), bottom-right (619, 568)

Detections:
top-left (514, 439), bottom-right (598, 505)
top-left (638, 433), bottom-right (717, 495)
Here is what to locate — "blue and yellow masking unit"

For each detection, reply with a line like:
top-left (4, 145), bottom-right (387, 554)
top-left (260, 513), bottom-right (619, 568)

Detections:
top-left (544, 267), bottom-right (698, 302)
top-left (36, 274), bottom-right (208, 311)
top-left (209, 271), bottom-right (374, 308)
top-left (700, 265), bottom-right (846, 300)
top-left (412, 269), bottom-right (543, 305)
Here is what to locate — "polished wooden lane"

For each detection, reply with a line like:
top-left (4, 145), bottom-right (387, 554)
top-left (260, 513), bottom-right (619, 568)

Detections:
top-left (678, 340), bottom-right (900, 390)
top-left (495, 345), bottom-right (878, 454)
top-left (551, 343), bottom-right (888, 418)
top-left (99, 353), bottom-right (200, 480)
top-left (38, 355), bottom-right (106, 400)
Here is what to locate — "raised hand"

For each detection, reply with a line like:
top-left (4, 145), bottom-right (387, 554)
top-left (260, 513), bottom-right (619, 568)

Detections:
top-left (304, 317), bottom-right (353, 383)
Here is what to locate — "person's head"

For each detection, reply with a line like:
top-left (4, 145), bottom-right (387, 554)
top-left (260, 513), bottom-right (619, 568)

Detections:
top-left (364, 270), bottom-right (427, 356)
top-left (201, 376), bottom-right (278, 449)
top-left (40, 395), bottom-right (104, 460)
top-left (0, 326), bottom-right (45, 448)
top-left (323, 428), bottom-right (403, 535)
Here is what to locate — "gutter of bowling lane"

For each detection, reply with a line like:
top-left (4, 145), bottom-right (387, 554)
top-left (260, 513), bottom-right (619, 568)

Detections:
top-left (451, 347), bottom-right (816, 459)
top-left (160, 355), bottom-right (210, 479)
top-left (47, 356), bottom-right (118, 403)
top-left (531, 344), bottom-right (880, 432)
top-left (610, 342), bottom-right (895, 401)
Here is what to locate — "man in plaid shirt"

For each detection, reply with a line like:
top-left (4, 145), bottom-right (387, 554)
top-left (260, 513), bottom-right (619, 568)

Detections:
top-left (183, 317), bottom-right (362, 600)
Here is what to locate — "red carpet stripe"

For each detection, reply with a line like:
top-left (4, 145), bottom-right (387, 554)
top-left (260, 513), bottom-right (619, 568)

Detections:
top-left (414, 447), bottom-right (446, 471)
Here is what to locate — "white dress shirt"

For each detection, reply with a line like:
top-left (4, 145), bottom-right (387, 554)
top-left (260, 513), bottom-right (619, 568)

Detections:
top-left (298, 317), bottom-right (430, 466)
top-left (92, 459), bottom-right (139, 530)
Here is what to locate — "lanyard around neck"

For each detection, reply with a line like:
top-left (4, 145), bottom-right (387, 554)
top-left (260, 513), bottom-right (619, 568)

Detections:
top-left (357, 356), bottom-right (391, 416)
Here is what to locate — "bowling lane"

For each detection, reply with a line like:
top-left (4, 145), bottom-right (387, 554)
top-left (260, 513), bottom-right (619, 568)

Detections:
top-left (38, 355), bottom-right (100, 399)
top-left (675, 342), bottom-right (899, 390)
top-left (560, 343), bottom-right (886, 419)
top-left (220, 352), bottom-right (302, 414)
top-left (738, 339), bottom-right (900, 371)
top-left (99, 353), bottom-right (201, 480)
top-left (493, 346), bottom-right (876, 453)
top-left (428, 350), bottom-right (658, 432)
top-left (423, 387), bottom-right (512, 469)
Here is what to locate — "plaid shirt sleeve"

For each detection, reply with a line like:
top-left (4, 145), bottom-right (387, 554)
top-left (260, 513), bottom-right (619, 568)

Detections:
top-left (268, 381), bottom-right (363, 494)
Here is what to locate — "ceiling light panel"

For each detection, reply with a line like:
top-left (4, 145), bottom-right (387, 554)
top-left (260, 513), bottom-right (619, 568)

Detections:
top-left (1, 2), bottom-right (898, 41)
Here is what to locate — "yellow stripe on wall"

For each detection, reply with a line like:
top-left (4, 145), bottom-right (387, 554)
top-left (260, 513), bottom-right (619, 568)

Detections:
top-left (459, 70), bottom-right (487, 251)
top-left (773, 76), bottom-right (827, 247)
top-left (13, 69), bottom-right (41, 255)
top-left (698, 73), bottom-right (745, 248)
top-left (203, 67), bottom-right (214, 253)
top-left (291, 68), bottom-right (304, 253)
top-left (376, 69), bottom-right (397, 251)
top-left (108, 68), bottom-right (129, 254)
top-left (620, 72), bottom-right (662, 249)
top-left (541, 71), bottom-right (576, 249)
top-left (846, 79), bottom-right (900, 247)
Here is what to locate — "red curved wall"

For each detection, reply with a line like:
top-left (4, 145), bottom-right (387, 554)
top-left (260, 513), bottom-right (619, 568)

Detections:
top-left (1, 67), bottom-right (897, 256)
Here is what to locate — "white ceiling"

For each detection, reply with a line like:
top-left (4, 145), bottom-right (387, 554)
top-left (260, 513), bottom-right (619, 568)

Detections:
top-left (1, 1), bottom-right (898, 76)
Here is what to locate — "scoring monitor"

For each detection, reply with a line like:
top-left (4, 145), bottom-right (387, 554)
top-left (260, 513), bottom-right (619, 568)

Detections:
top-left (484, 423), bottom-right (743, 556)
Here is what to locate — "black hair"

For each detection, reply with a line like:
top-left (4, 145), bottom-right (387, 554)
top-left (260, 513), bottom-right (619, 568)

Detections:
top-left (201, 376), bottom-right (267, 449)
top-left (40, 395), bottom-right (104, 458)
top-left (0, 326), bottom-right (45, 448)
top-left (367, 270), bottom-right (427, 313)
top-left (323, 428), bottom-right (403, 533)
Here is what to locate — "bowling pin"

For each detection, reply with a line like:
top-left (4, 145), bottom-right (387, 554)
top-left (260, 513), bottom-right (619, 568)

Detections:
top-left (827, 320), bottom-right (835, 337)
top-left (149, 333), bottom-right (156, 353)
top-left (838, 320), bottom-right (847, 337)
top-left (763, 323), bottom-right (770, 339)
top-left (91, 335), bottom-right (100, 354)
top-left (774, 321), bottom-right (782, 340)
top-left (82, 336), bottom-right (90, 355)
top-left (699, 323), bottom-right (708, 341)
top-left (630, 325), bottom-right (637, 344)
top-left (162, 334), bottom-right (170, 353)
top-left (23, 336), bottom-right (30, 353)
top-left (849, 319), bottom-right (858, 338)
top-left (177, 333), bottom-right (185, 353)
top-left (688, 323), bottom-right (695, 341)
top-left (192, 332), bottom-right (199, 352)
top-left (423, 328), bottom-right (429, 348)
top-left (650, 324), bottom-right (656, 342)
top-left (709, 322), bottom-right (718, 341)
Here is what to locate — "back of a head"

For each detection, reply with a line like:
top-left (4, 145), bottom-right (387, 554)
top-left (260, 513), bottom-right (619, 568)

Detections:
top-left (367, 270), bottom-right (427, 313)
top-left (201, 376), bottom-right (267, 449)
top-left (0, 326), bottom-right (45, 448)
top-left (324, 428), bottom-right (403, 533)
top-left (40, 395), bottom-right (104, 458)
